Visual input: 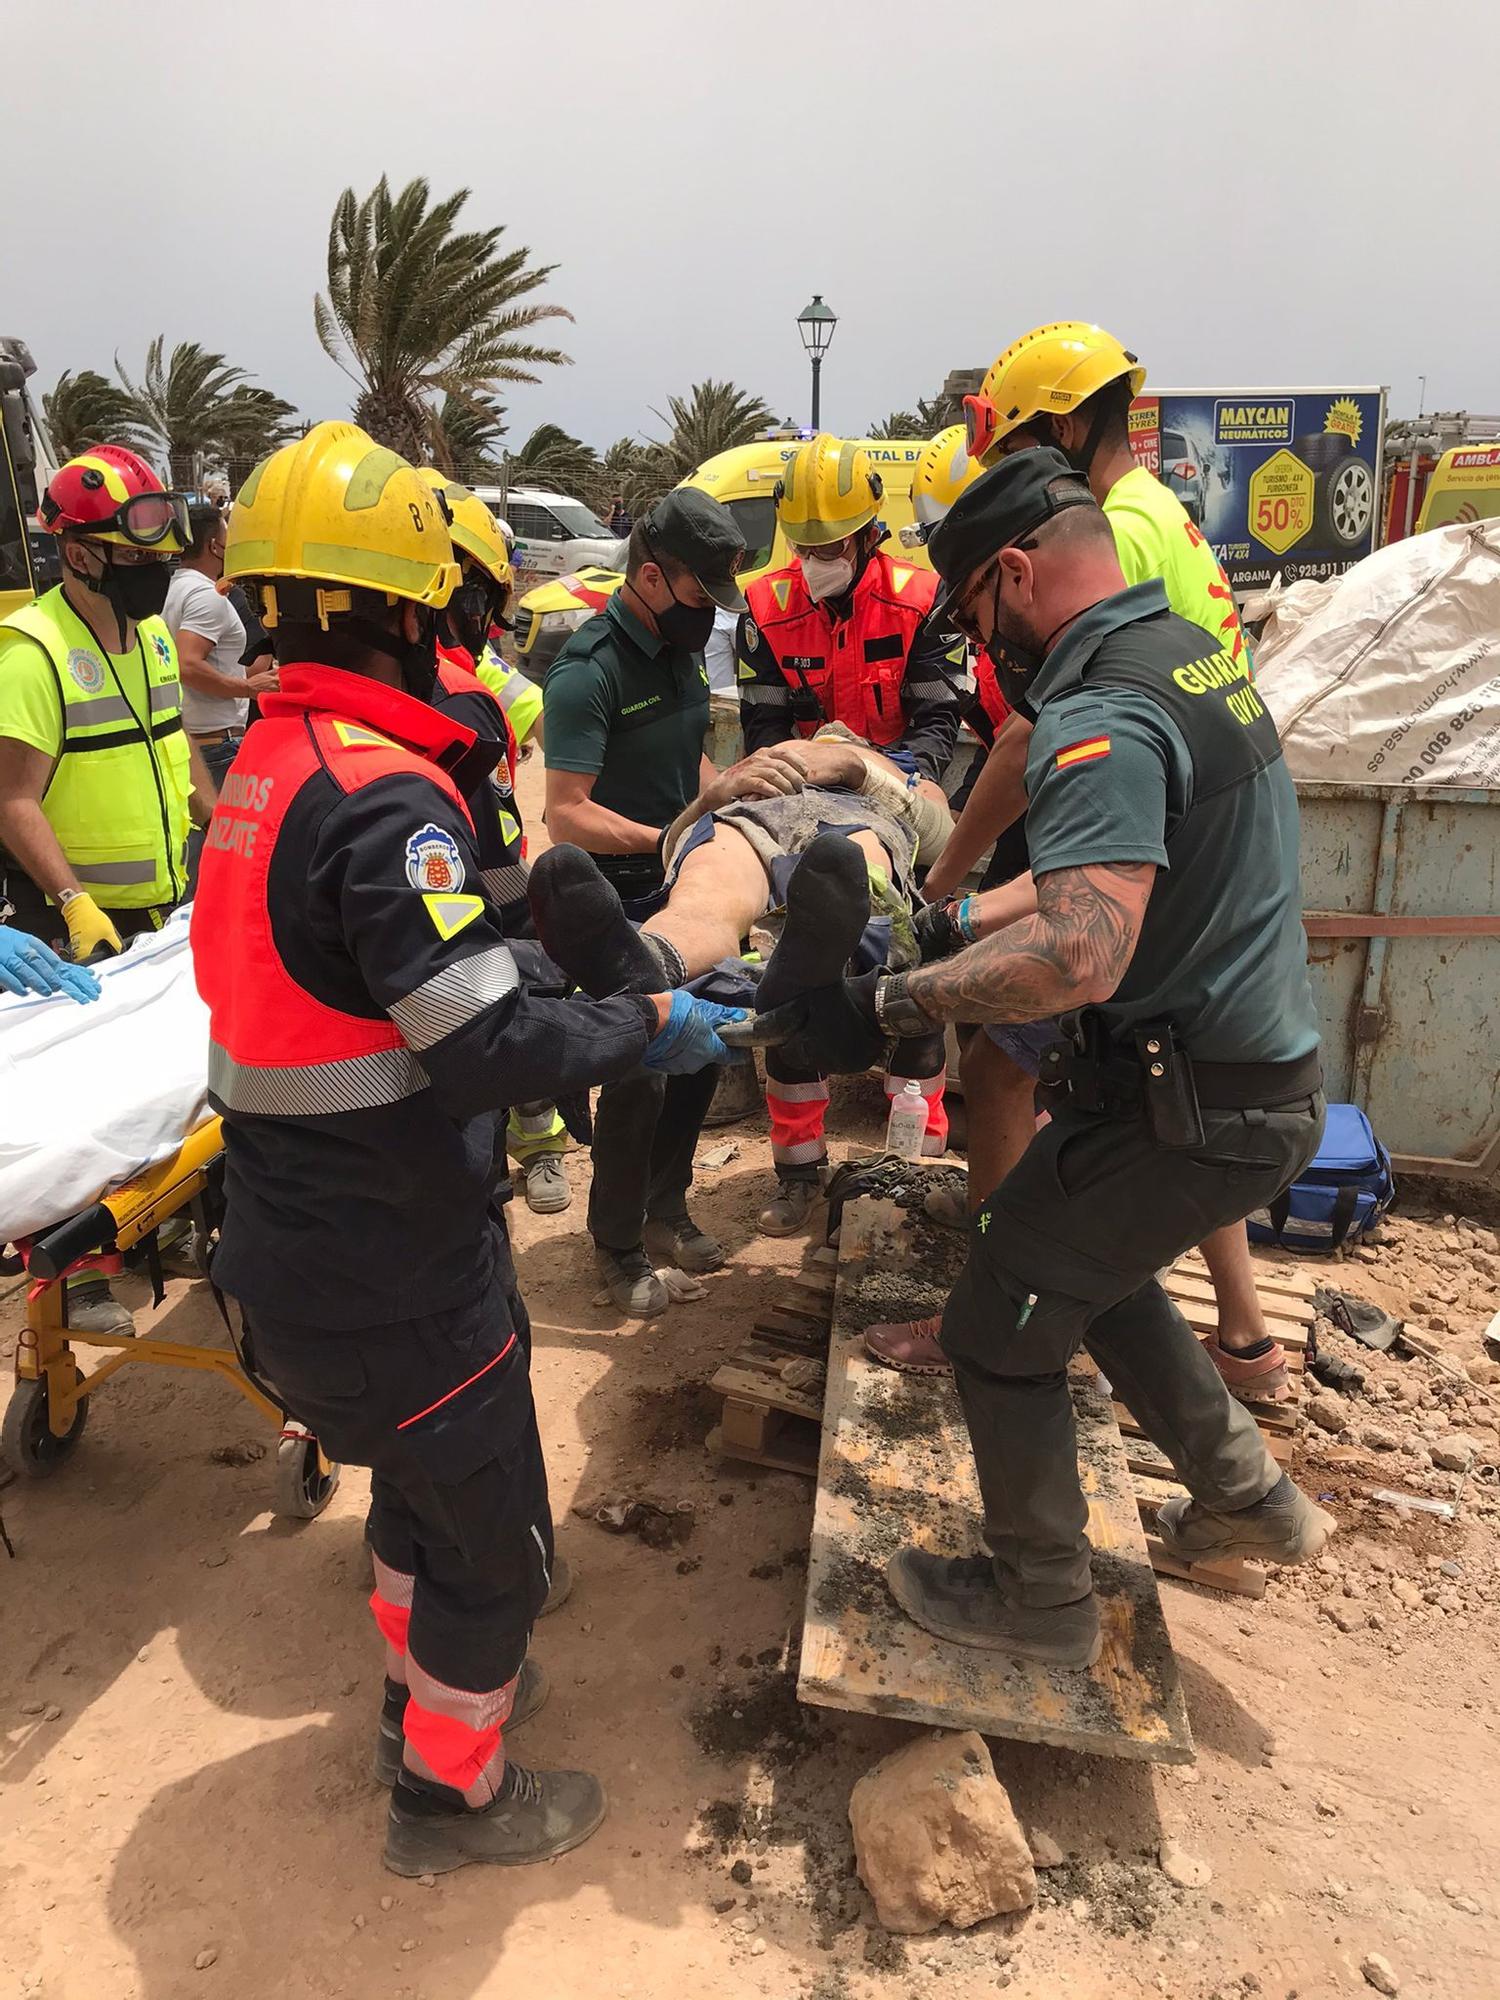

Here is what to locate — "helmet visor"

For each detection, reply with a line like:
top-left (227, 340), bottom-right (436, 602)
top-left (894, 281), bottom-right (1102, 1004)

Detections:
top-left (107, 490), bottom-right (192, 549)
top-left (963, 393), bottom-right (1000, 466)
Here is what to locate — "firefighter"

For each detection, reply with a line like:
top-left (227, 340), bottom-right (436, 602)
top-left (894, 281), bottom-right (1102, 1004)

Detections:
top-left (736, 434), bottom-right (964, 1232)
top-left (191, 421), bottom-right (742, 1874)
top-left (0, 444), bottom-right (215, 1333)
top-left (419, 469), bottom-right (572, 1215)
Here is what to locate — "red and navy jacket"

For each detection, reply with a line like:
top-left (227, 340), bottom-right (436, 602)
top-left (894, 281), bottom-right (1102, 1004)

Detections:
top-left (190, 663), bottom-right (655, 1329)
top-left (433, 642), bottom-right (530, 932)
top-left (736, 549), bottom-right (963, 780)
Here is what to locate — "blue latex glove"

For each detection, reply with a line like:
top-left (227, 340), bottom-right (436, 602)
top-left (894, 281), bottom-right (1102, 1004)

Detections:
top-left (0, 926), bottom-right (102, 1003)
top-left (642, 991), bottom-right (748, 1074)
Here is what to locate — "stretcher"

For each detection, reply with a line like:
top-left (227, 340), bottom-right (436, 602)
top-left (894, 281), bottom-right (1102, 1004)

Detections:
top-left (1, 1115), bottom-right (340, 1518)
top-left (0, 913), bottom-right (340, 1519)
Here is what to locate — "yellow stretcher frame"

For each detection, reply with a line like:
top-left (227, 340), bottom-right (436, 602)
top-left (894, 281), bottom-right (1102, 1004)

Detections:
top-left (4, 1116), bottom-right (339, 1517)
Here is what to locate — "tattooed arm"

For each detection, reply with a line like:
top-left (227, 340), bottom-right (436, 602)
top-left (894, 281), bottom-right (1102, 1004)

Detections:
top-left (901, 861), bottom-right (1156, 1025)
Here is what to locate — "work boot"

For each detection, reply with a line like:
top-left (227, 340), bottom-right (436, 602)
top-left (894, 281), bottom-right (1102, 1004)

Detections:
top-left (373, 1658), bottom-right (550, 1788)
top-left (594, 1244), bottom-right (669, 1315)
top-left (758, 1174), bottom-right (821, 1238)
top-left (1155, 1472), bottom-right (1335, 1568)
top-left (539, 1552), bottom-right (574, 1617)
top-left (1202, 1330), bottom-right (1290, 1403)
top-left (864, 1313), bottom-right (952, 1376)
top-left (383, 1759), bottom-right (607, 1876)
top-left (64, 1279), bottom-right (134, 1337)
top-left (644, 1211), bottom-right (725, 1274)
top-left (520, 1153), bottom-right (572, 1216)
top-left (886, 1548), bottom-right (1102, 1670)
top-left (923, 1181), bottom-right (969, 1230)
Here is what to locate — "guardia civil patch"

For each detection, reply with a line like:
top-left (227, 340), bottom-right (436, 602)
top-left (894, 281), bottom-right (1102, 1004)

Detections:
top-left (404, 823), bottom-right (466, 893)
top-left (67, 647), bottom-right (105, 693)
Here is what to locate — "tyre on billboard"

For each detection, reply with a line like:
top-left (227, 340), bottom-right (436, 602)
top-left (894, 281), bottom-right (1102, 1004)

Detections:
top-left (1128, 388), bottom-right (1385, 590)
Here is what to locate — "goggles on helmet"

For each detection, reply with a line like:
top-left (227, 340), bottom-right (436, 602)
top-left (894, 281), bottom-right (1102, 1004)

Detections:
top-left (78, 489), bottom-right (193, 549)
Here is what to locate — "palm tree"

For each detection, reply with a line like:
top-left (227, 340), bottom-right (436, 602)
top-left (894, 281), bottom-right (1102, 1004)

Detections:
top-left (115, 338), bottom-right (297, 484)
top-left (42, 369), bottom-right (142, 460)
top-left (646, 379), bottom-right (774, 487)
top-left (866, 410), bottom-right (923, 440)
top-left (315, 175), bottom-right (571, 464)
top-left (432, 392), bottom-right (508, 484)
top-left (504, 423), bottom-right (600, 498)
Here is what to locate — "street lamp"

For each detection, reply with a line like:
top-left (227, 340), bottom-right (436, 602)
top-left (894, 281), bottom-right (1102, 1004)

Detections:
top-left (797, 294), bottom-right (838, 430)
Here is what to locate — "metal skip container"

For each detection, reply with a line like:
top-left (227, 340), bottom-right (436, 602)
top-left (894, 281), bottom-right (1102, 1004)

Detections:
top-left (1297, 780), bottom-right (1500, 1187)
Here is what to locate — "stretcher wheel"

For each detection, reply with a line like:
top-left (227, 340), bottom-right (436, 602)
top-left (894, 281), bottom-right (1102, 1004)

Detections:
top-left (273, 1427), bottom-right (341, 1520)
top-left (2, 1369), bottom-right (89, 1479)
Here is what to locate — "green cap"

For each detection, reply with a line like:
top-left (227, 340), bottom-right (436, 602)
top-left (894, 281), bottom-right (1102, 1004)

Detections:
top-left (645, 487), bottom-right (747, 611)
top-left (929, 448), bottom-right (1095, 614)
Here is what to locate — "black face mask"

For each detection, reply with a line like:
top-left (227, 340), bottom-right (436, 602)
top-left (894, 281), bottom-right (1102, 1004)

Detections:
top-left (79, 550), bottom-right (172, 628)
top-left (444, 576), bottom-right (501, 660)
top-left (653, 569), bottom-right (716, 653)
top-left (398, 607), bottom-right (441, 704)
top-left (982, 575), bottom-right (1061, 723)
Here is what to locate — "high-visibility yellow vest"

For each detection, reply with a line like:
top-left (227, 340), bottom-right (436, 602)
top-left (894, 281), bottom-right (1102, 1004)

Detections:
top-left (1, 585), bottom-right (191, 908)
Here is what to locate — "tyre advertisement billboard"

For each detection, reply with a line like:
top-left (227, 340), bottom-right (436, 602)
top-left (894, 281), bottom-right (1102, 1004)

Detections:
top-left (1127, 388), bottom-right (1386, 590)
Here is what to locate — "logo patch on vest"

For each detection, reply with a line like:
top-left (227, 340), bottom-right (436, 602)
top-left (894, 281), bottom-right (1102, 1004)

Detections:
top-left (1055, 735), bottom-right (1112, 770)
top-left (148, 630), bottom-right (173, 672)
top-left (422, 892), bottom-right (484, 941)
top-left (743, 619), bottom-right (760, 652)
top-left (404, 823), bottom-right (466, 893)
top-left (67, 647), bottom-right (105, 693)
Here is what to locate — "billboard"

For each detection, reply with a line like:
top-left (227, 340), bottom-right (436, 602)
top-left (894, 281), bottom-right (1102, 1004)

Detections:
top-left (1128, 388), bottom-right (1386, 590)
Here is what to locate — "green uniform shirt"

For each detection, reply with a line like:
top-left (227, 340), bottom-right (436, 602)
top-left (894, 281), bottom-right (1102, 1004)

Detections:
top-left (542, 594), bottom-right (709, 829)
top-left (1103, 465), bottom-right (1247, 664)
top-left (1024, 582), bottom-right (1318, 1065)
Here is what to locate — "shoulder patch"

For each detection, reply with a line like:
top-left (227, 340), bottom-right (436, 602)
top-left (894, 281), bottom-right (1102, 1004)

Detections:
top-left (771, 578), bottom-right (792, 613)
top-left (1055, 735), bottom-right (1112, 770)
top-left (743, 618), bottom-right (760, 652)
top-left (333, 721), bottom-right (398, 751)
top-left (404, 822), bottom-right (466, 893)
top-left (423, 892), bottom-right (485, 941)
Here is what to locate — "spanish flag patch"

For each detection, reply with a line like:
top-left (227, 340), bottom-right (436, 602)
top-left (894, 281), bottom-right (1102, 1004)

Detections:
top-left (1055, 735), bottom-right (1111, 770)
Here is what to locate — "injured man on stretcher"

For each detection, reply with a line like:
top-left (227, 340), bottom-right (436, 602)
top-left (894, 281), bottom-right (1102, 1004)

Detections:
top-left (528, 725), bottom-right (959, 1176)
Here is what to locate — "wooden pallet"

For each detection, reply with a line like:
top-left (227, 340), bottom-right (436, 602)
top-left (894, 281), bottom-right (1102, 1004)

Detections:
top-left (710, 1255), bottom-right (837, 1475)
top-left (798, 1195), bottom-right (1194, 1764)
top-left (1132, 1473), bottom-right (1267, 1600)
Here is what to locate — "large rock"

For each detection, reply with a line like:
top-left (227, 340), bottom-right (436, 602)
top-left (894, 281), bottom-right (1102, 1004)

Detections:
top-left (848, 1730), bottom-right (1036, 1934)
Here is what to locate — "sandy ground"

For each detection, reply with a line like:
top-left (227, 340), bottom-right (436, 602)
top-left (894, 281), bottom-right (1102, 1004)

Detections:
top-left (3, 753), bottom-right (1499, 2000)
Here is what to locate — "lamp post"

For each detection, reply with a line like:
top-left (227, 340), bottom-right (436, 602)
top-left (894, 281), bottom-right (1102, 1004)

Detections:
top-left (796, 294), bottom-right (838, 430)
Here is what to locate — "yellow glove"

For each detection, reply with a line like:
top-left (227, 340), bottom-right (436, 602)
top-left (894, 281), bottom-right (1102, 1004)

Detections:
top-left (60, 891), bottom-right (123, 963)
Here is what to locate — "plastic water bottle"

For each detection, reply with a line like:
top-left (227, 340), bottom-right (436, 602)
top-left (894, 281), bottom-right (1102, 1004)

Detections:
top-left (884, 1077), bottom-right (928, 1161)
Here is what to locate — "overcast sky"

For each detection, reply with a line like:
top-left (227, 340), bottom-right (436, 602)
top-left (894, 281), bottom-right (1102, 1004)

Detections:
top-left (4, 0), bottom-right (1492, 453)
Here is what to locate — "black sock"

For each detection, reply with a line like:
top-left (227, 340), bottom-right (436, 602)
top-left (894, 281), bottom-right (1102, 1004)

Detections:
top-left (1225, 1334), bottom-right (1276, 1361)
top-left (757, 832), bottom-right (871, 1012)
top-left (527, 845), bottom-right (665, 998)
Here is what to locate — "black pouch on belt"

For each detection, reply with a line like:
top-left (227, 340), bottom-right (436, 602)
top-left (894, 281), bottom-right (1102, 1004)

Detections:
top-left (1132, 1019), bottom-right (1205, 1149)
top-left (1037, 1010), bottom-right (1111, 1114)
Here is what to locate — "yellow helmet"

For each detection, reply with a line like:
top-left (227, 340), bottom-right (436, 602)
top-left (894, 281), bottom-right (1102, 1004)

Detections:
top-left (965, 322), bottom-right (1147, 467)
top-left (902, 426), bottom-right (984, 545)
top-left (226, 420), bottom-right (460, 627)
top-left (416, 468), bottom-right (513, 592)
top-left (774, 433), bottom-right (883, 548)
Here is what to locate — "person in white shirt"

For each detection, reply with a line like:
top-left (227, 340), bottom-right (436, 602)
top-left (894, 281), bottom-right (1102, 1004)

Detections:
top-left (164, 499), bottom-right (278, 790)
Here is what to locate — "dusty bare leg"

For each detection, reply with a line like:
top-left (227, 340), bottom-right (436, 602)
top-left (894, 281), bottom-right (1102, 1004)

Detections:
top-left (959, 1030), bottom-right (1041, 1212)
top-left (643, 823), bottom-right (770, 980)
top-left (1199, 1223), bottom-right (1270, 1350)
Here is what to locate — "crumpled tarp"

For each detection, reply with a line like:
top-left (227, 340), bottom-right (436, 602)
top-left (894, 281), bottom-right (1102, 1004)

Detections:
top-left (1254, 519), bottom-right (1500, 788)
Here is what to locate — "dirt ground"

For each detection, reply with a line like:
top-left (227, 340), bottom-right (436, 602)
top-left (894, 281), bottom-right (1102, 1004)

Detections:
top-left (3, 755), bottom-right (1499, 2000)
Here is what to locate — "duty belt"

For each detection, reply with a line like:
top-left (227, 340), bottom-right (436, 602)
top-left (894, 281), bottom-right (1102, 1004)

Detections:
top-left (1038, 1013), bottom-right (1322, 1149)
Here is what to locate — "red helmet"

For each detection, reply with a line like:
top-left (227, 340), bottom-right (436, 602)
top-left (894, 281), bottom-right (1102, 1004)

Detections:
top-left (39, 445), bottom-right (189, 551)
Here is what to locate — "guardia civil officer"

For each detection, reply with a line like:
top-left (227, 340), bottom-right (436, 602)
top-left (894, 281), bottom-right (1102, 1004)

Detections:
top-left (731, 448), bottom-right (1332, 1669)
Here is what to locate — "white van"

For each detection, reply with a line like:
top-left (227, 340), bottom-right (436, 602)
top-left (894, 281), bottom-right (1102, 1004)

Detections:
top-left (470, 484), bottom-right (623, 579)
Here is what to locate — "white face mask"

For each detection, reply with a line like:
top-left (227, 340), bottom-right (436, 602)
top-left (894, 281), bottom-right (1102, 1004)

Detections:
top-left (799, 550), bottom-right (856, 602)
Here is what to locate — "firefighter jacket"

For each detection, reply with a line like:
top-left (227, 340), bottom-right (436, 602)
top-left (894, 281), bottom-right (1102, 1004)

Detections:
top-left (736, 550), bottom-right (963, 780)
top-left (190, 662), bottom-right (655, 1328)
top-left (434, 642), bottom-right (529, 927)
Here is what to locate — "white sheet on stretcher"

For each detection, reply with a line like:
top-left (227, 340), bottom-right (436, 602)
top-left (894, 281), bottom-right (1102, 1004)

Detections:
top-left (0, 907), bottom-right (210, 1243)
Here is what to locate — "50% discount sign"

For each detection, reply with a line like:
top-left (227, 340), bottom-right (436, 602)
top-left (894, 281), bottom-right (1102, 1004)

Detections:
top-left (1248, 449), bottom-right (1315, 555)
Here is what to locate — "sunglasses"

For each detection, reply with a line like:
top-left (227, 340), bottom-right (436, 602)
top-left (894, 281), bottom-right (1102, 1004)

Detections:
top-left (951, 561), bottom-right (1001, 644)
